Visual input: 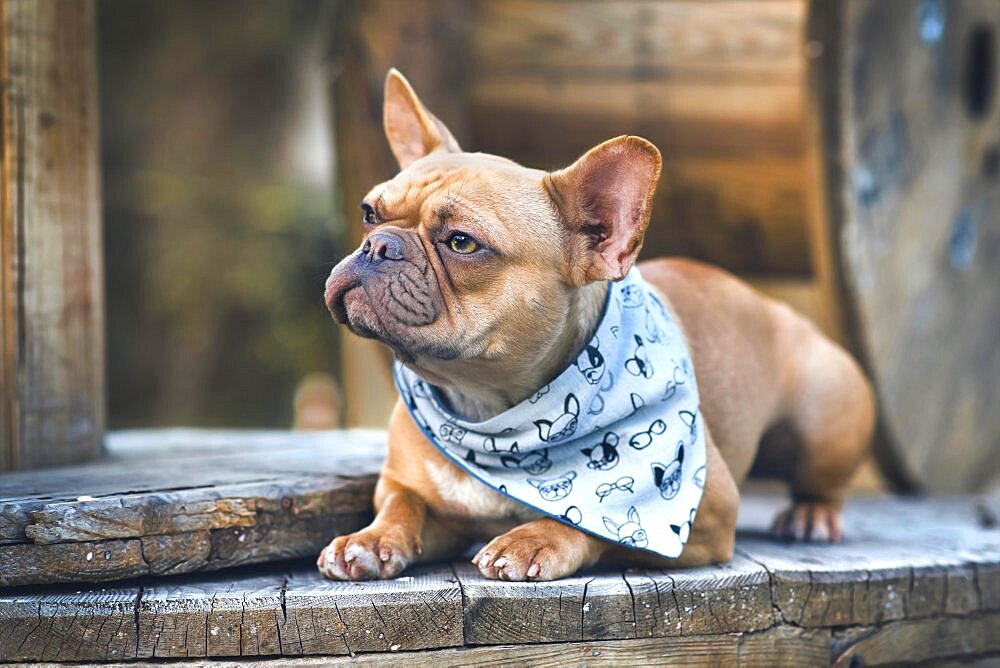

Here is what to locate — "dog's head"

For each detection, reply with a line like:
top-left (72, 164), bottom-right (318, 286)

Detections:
top-left (325, 69), bottom-right (661, 385)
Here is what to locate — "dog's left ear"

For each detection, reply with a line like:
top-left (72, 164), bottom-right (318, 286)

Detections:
top-left (383, 68), bottom-right (461, 169)
top-left (545, 136), bottom-right (661, 283)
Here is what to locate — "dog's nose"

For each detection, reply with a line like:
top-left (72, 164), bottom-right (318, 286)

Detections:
top-left (361, 232), bottom-right (405, 264)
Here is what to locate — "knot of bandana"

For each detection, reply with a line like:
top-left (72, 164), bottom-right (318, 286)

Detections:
top-left (394, 268), bottom-right (705, 559)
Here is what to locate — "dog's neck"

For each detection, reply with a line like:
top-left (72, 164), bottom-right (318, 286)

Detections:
top-left (417, 280), bottom-right (608, 422)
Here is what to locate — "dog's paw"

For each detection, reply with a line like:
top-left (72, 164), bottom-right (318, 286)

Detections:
top-left (317, 527), bottom-right (422, 580)
top-left (472, 522), bottom-right (584, 581)
top-left (771, 501), bottom-right (842, 543)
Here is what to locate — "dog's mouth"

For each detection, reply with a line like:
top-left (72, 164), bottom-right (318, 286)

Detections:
top-left (325, 281), bottom-right (356, 325)
top-left (328, 283), bottom-right (382, 340)
top-left (323, 250), bottom-right (452, 362)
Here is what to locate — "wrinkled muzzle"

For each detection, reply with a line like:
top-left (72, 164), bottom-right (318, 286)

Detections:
top-left (324, 230), bottom-right (442, 350)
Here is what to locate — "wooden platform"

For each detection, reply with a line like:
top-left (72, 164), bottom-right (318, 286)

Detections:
top-left (0, 431), bottom-right (383, 587)
top-left (2, 492), bottom-right (999, 665)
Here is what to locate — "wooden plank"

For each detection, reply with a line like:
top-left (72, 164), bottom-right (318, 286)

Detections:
top-left (0, 0), bottom-right (104, 470)
top-left (456, 552), bottom-right (777, 646)
top-left (316, 626), bottom-right (831, 667)
top-left (0, 430), bottom-right (383, 586)
top-left (0, 563), bottom-right (462, 661)
top-left (644, 157), bottom-right (813, 276)
top-left (279, 565), bottom-right (463, 656)
top-left (136, 570), bottom-right (285, 659)
top-left (470, 80), bottom-right (804, 139)
top-left (626, 553), bottom-right (777, 639)
top-left (472, 0), bottom-right (806, 82)
top-left (832, 613), bottom-right (1000, 667)
top-left (0, 581), bottom-right (139, 662)
top-left (469, 80), bottom-right (806, 161)
top-left (0, 538), bottom-right (150, 586)
top-left (454, 561), bottom-right (612, 645)
top-left (736, 494), bottom-right (1000, 628)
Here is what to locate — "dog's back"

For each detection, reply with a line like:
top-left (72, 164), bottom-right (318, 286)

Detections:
top-left (640, 256), bottom-right (875, 497)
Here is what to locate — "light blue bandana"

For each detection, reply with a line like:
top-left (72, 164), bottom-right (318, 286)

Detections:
top-left (394, 268), bottom-right (705, 559)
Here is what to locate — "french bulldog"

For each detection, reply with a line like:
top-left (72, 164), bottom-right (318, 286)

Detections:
top-left (318, 69), bottom-right (875, 581)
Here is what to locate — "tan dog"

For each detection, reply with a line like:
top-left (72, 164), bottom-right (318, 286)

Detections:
top-left (318, 70), bottom-right (875, 581)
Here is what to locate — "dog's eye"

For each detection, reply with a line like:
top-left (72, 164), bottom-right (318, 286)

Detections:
top-left (361, 203), bottom-right (378, 227)
top-left (447, 233), bottom-right (480, 254)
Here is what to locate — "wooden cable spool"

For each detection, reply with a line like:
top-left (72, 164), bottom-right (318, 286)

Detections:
top-left (820, 0), bottom-right (1000, 492)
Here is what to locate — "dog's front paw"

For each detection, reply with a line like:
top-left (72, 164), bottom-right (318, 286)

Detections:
top-left (317, 527), bottom-right (422, 580)
top-left (472, 520), bottom-right (592, 581)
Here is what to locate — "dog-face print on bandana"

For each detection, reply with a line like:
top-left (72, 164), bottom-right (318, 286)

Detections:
top-left (395, 267), bottom-right (706, 559)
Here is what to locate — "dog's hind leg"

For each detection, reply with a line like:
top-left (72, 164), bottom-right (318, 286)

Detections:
top-left (770, 325), bottom-right (876, 542)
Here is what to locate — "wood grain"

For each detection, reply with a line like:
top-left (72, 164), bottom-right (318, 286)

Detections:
top-left (466, 0), bottom-right (818, 279)
top-left (2, 492), bottom-right (999, 662)
top-left (472, 1), bottom-right (806, 82)
top-left (0, 0), bottom-right (104, 470)
top-left (824, 0), bottom-right (1000, 492)
top-left (319, 626), bottom-right (831, 667)
top-left (0, 430), bottom-right (384, 586)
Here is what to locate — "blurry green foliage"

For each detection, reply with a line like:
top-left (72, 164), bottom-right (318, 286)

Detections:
top-left (99, 0), bottom-right (345, 427)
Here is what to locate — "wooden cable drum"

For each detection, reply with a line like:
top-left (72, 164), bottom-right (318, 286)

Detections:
top-left (818, 0), bottom-right (1000, 492)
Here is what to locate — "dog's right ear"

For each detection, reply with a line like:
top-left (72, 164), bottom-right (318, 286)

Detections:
top-left (545, 136), bottom-right (661, 284)
top-left (383, 68), bottom-right (461, 169)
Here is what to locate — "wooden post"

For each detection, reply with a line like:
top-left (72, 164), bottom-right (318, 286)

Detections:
top-left (1, 0), bottom-right (105, 470)
top-left (329, 0), bottom-right (469, 427)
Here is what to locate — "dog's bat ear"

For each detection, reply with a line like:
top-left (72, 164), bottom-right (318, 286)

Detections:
top-left (383, 68), bottom-right (461, 169)
top-left (627, 505), bottom-right (641, 524)
top-left (544, 136), bottom-right (662, 284)
top-left (651, 463), bottom-right (665, 486)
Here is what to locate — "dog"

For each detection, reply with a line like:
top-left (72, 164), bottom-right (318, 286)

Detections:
top-left (318, 69), bottom-right (875, 581)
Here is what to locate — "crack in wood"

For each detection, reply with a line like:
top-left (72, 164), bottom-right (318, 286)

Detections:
top-left (132, 585), bottom-right (144, 658)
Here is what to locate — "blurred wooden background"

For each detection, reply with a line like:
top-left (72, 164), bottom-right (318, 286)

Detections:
top-left (6, 0), bottom-right (992, 491)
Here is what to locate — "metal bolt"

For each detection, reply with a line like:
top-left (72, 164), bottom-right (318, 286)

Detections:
top-left (918, 0), bottom-right (945, 45)
top-left (948, 209), bottom-right (978, 271)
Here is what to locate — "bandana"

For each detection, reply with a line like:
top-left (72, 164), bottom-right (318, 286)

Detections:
top-left (394, 268), bottom-right (705, 559)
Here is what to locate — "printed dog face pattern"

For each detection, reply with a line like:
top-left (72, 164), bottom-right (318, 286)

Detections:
top-left (581, 432), bottom-right (620, 471)
top-left (575, 337), bottom-right (607, 385)
top-left (528, 471), bottom-right (578, 501)
top-left (394, 268), bottom-right (706, 559)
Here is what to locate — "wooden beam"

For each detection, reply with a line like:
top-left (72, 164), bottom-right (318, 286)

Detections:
top-left (0, 0), bottom-right (104, 470)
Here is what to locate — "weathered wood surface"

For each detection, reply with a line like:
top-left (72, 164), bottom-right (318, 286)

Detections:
top-left (819, 0), bottom-right (1000, 492)
top-left (2, 493), bottom-right (999, 664)
top-left (0, 430), bottom-right (384, 586)
top-left (469, 0), bottom-right (815, 278)
top-left (0, 0), bottom-right (105, 471)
